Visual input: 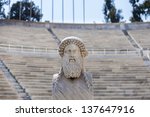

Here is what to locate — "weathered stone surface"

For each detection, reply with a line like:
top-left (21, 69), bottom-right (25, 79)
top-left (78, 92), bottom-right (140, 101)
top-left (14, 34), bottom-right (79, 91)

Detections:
top-left (52, 37), bottom-right (93, 100)
top-left (0, 21), bottom-right (150, 100)
top-left (52, 72), bottom-right (92, 100)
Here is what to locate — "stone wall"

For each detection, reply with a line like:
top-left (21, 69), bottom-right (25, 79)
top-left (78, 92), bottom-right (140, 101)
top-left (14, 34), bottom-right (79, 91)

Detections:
top-left (0, 19), bottom-right (150, 30)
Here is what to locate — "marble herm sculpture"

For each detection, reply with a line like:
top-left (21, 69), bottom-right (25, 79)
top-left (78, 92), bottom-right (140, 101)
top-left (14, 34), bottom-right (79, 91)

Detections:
top-left (52, 36), bottom-right (92, 100)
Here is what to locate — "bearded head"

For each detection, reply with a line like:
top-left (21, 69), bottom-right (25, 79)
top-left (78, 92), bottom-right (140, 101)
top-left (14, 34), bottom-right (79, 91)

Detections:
top-left (58, 36), bottom-right (88, 79)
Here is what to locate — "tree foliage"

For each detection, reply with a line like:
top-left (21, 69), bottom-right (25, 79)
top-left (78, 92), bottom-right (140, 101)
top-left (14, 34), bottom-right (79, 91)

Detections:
top-left (140, 0), bottom-right (150, 20)
top-left (129, 0), bottom-right (143, 22)
top-left (0, 0), bottom-right (8, 19)
top-left (129, 0), bottom-right (150, 22)
top-left (103, 0), bottom-right (123, 23)
top-left (10, 0), bottom-right (42, 22)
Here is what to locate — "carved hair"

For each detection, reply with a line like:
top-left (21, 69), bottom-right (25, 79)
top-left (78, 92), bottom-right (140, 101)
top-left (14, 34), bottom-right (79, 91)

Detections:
top-left (58, 36), bottom-right (88, 57)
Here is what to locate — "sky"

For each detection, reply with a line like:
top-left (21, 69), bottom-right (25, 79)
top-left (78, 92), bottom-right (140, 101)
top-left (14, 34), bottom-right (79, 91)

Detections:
top-left (4, 0), bottom-right (146, 23)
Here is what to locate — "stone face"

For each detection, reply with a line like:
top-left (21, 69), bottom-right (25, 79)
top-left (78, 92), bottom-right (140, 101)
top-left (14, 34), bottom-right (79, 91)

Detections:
top-left (62, 44), bottom-right (82, 78)
top-left (58, 36), bottom-right (88, 57)
top-left (52, 36), bottom-right (93, 100)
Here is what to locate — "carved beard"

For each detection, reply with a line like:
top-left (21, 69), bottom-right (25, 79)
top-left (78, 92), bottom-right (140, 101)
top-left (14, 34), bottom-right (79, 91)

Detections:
top-left (62, 56), bottom-right (83, 78)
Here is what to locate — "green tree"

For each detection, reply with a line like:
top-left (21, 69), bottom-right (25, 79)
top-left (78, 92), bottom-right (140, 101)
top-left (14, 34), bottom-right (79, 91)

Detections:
top-left (140, 0), bottom-right (150, 20)
top-left (10, 0), bottom-right (42, 22)
top-left (0, 0), bottom-right (8, 19)
top-left (103, 0), bottom-right (123, 23)
top-left (129, 0), bottom-right (143, 22)
top-left (130, 0), bottom-right (150, 22)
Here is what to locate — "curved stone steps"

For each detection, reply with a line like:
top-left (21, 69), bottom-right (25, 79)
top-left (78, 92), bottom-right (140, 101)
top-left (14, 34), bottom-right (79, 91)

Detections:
top-left (0, 70), bottom-right (19, 99)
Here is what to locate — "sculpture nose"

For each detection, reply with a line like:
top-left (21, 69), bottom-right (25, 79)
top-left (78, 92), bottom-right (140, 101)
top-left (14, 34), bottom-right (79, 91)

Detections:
top-left (70, 51), bottom-right (74, 57)
top-left (70, 55), bottom-right (74, 58)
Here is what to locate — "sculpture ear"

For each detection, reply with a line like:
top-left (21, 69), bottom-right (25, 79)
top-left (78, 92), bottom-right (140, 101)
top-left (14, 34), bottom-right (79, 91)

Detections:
top-left (81, 50), bottom-right (88, 57)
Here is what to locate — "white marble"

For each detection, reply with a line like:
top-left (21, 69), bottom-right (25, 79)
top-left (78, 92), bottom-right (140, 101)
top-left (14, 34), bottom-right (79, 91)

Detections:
top-left (52, 37), bottom-right (92, 100)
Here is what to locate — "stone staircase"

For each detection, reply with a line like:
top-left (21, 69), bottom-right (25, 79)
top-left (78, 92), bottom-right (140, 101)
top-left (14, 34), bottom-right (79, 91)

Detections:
top-left (0, 21), bottom-right (150, 100)
top-left (0, 25), bottom-right (57, 49)
top-left (52, 27), bottom-right (134, 50)
top-left (122, 30), bottom-right (142, 50)
top-left (0, 61), bottom-right (20, 99)
top-left (47, 28), bottom-right (61, 45)
top-left (128, 29), bottom-right (150, 49)
top-left (86, 56), bottom-right (150, 99)
top-left (121, 24), bottom-right (150, 71)
top-left (0, 54), bottom-right (60, 100)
